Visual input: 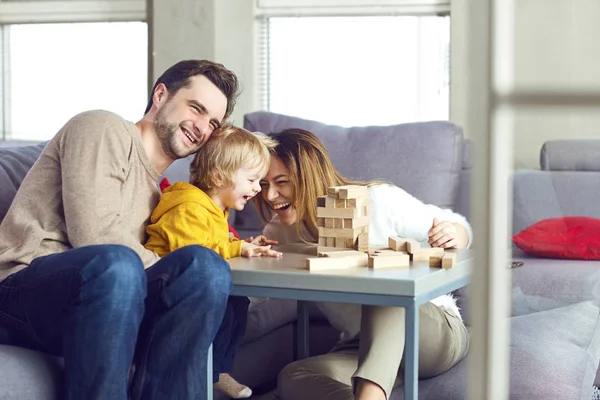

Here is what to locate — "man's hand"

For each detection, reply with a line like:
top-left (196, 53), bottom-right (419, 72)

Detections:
top-left (241, 242), bottom-right (282, 258)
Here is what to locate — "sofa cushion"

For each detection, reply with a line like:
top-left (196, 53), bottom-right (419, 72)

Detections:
top-left (512, 249), bottom-right (600, 387)
top-left (242, 111), bottom-right (465, 234)
top-left (0, 345), bottom-right (63, 400)
top-left (512, 170), bottom-right (600, 236)
top-left (512, 216), bottom-right (600, 260)
top-left (390, 301), bottom-right (600, 399)
top-left (540, 140), bottom-right (600, 171)
top-left (0, 143), bottom-right (47, 223)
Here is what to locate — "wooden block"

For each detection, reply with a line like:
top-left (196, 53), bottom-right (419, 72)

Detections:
top-left (306, 252), bottom-right (368, 271)
top-left (317, 218), bottom-right (325, 228)
top-left (347, 197), bottom-right (370, 208)
top-left (411, 247), bottom-right (444, 261)
top-left (318, 227), bottom-right (361, 239)
top-left (334, 218), bottom-right (343, 229)
top-left (327, 187), bottom-right (340, 197)
top-left (325, 218), bottom-right (334, 228)
top-left (441, 252), bottom-right (457, 269)
top-left (318, 237), bottom-right (327, 246)
top-left (368, 252), bottom-right (410, 269)
top-left (325, 196), bottom-right (336, 208)
top-left (388, 236), bottom-right (408, 252)
top-left (405, 239), bottom-right (421, 253)
top-left (369, 249), bottom-right (408, 256)
top-left (335, 237), bottom-right (347, 248)
top-left (317, 196), bottom-right (326, 208)
top-left (361, 205), bottom-right (369, 217)
top-left (317, 246), bottom-right (339, 253)
top-left (318, 250), bottom-right (365, 258)
top-left (429, 255), bottom-right (443, 268)
top-left (317, 207), bottom-right (358, 219)
top-left (326, 237), bottom-right (336, 247)
top-left (338, 185), bottom-right (369, 199)
top-left (344, 216), bottom-right (370, 229)
top-left (357, 232), bottom-right (369, 251)
top-left (335, 199), bottom-right (347, 208)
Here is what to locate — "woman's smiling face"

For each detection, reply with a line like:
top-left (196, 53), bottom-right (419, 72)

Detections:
top-left (260, 157), bottom-right (297, 226)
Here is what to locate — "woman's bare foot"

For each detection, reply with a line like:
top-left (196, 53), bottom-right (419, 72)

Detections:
top-left (355, 377), bottom-right (386, 400)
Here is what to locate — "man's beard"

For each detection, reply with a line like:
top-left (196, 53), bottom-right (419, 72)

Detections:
top-left (154, 108), bottom-right (195, 160)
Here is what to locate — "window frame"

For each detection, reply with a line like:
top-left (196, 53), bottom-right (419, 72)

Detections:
top-left (0, 0), bottom-right (147, 141)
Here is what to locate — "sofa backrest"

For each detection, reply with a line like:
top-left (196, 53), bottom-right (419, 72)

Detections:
top-left (0, 142), bottom-right (47, 223)
top-left (240, 111), bottom-right (468, 235)
top-left (512, 140), bottom-right (600, 235)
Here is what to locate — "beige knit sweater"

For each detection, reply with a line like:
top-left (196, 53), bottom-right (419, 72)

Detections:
top-left (0, 110), bottom-right (161, 282)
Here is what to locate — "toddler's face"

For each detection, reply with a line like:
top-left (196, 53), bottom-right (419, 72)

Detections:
top-left (219, 165), bottom-right (263, 211)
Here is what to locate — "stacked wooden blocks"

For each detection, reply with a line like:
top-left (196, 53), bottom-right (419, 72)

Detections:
top-left (316, 185), bottom-right (370, 252)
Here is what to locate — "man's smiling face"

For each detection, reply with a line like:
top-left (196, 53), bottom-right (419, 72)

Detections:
top-left (154, 75), bottom-right (228, 160)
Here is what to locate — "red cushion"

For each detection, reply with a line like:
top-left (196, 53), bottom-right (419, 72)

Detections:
top-left (512, 216), bottom-right (600, 260)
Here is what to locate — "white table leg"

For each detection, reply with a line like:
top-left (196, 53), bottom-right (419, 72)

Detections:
top-left (404, 302), bottom-right (419, 400)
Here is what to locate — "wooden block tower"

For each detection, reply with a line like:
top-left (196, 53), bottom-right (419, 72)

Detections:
top-left (316, 185), bottom-right (370, 252)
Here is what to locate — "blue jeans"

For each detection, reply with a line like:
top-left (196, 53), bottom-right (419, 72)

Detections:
top-left (0, 244), bottom-right (231, 400)
top-left (213, 296), bottom-right (249, 383)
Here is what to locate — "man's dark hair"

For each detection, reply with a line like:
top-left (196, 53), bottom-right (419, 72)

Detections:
top-left (144, 60), bottom-right (240, 119)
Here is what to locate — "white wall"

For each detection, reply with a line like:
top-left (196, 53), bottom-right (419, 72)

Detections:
top-left (451, 0), bottom-right (600, 169)
top-left (148, 0), bottom-right (254, 126)
top-left (512, 0), bottom-right (600, 168)
top-left (149, 0), bottom-right (600, 169)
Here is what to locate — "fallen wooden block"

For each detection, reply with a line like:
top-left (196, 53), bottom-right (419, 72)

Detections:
top-left (306, 253), bottom-right (368, 271)
top-left (318, 250), bottom-right (365, 258)
top-left (441, 252), bottom-right (457, 269)
top-left (405, 238), bottom-right (421, 253)
top-left (429, 255), bottom-right (443, 268)
top-left (368, 252), bottom-right (410, 269)
top-left (388, 236), bottom-right (408, 252)
top-left (411, 247), bottom-right (444, 261)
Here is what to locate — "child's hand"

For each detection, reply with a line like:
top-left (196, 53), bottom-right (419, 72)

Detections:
top-left (241, 242), bottom-right (283, 258)
top-left (250, 235), bottom-right (278, 246)
top-left (428, 218), bottom-right (459, 248)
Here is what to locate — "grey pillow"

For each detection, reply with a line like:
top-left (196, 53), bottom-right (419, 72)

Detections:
top-left (0, 143), bottom-right (47, 222)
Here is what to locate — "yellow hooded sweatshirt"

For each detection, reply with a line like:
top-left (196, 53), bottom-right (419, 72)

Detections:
top-left (145, 181), bottom-right (242, 259)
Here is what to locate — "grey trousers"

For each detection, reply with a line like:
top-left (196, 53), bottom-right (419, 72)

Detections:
top-left (277, 303), bottom-right (469, 400)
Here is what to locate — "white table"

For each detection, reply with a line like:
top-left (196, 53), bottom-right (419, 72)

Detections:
top-left (217, 243), bottom-right (472, 400)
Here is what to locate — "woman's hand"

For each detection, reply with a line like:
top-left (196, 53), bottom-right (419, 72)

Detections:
top-left (241, 242), bottom-right (282, 258)
top-left (428, 218), bottom-right (468, 249)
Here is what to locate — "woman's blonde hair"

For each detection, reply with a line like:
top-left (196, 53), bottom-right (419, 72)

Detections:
top-left (254, 128), bottom-right (386, 242)
top-left (189, 124), bottom-right (276, 192)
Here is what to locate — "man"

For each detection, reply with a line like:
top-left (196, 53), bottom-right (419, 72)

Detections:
top-left (0, 60), bottom-right (240, 399)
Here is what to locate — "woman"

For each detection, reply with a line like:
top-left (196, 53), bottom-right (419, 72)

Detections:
top-left (254, 128), bottom-right (472, 400)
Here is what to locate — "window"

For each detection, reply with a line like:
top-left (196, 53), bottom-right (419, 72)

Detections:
top-left (1, 22), bottom-right (147, 141)
top-left (260, 15), bottom-right (450, 127)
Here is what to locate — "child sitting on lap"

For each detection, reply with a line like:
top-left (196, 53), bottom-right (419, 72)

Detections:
top-left (145, 124), bottom-right (281, 399)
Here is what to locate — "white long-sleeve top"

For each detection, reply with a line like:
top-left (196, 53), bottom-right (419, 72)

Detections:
top-left (263, 184), bottom-right (473, 339)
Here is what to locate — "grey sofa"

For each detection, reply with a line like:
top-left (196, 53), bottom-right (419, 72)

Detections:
top-left (0, 113), bottom-right (599, 400)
